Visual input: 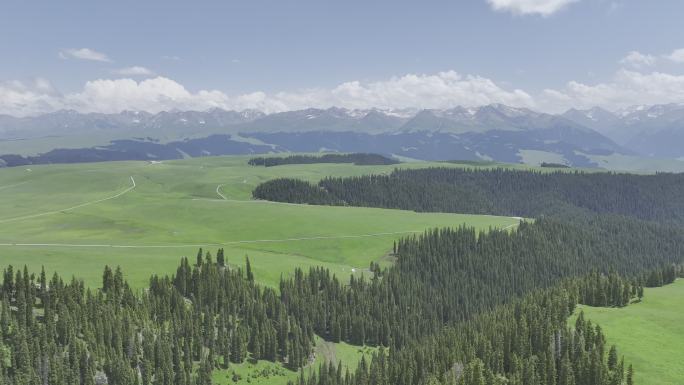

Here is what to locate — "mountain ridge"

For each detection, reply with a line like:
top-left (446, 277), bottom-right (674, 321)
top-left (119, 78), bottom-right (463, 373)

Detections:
top-left (3, 103), bottom-right (684, 169)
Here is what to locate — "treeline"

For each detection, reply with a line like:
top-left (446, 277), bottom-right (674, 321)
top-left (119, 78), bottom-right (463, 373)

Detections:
top-left (541, 162), bottom-right (570, 168)
top-left (252, 168), bottom-right (684, 223)
top-left (248, 153), bottom-right (398, 167)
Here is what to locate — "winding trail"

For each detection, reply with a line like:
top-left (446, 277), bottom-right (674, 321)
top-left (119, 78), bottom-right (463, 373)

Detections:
top-left (215, 184), bottom-right (227, 200)
top-left (0, 176), bottom-right (136, 225)
top-left (0, 181), bottom-right (29, 191)
top-left (503, 217), bottom-right (523, 230)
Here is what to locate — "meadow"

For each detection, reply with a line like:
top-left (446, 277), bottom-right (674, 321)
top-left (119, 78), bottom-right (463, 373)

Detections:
top-left (0, 155), bottom-right (520, 288)
top-left (212, 337), bottom-right (379, 385)
top-left (572, 280), bottom-right (684, 385)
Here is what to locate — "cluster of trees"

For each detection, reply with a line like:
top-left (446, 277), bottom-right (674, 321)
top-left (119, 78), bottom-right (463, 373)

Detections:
top-left (294, 283), bottom-right (636, 385)
top-left (248, 153), bottom-right (398, 167)
top-left (253, 179), bottom-right (336, 205)
top-left (252, 168), bottom-right (684, 222)
top-left (541, 162), bottom-right (571, 168)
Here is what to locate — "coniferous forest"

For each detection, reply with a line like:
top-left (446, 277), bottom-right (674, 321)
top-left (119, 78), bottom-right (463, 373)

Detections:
top-left (248, 153), bottom-right (398, 167)
top-left (2, 168), bottom-right (684, 384)
top-left (253, 168), bottom-right (684, 222)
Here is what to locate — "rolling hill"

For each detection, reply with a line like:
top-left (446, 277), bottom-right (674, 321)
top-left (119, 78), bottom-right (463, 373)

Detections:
top-left (0, 155), bottom-right (519, 288)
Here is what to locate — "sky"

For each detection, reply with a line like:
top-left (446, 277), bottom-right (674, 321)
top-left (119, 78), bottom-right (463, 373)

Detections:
top-left (1, 0), bottom-right (684, 116)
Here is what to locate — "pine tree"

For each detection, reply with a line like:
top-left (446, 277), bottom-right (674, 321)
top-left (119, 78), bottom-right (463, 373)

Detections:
top-left (626, 364), bottom-right (634, 385)
top-left (607, 345), bottom-right (618, 371)
top-left (245, 256), bottom-right (254, 282)
top-left (217, 248), bottom-right (225, 267)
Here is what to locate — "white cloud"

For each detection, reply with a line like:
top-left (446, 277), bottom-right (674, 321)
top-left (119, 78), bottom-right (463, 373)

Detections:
top-left (541, 69), bottom-right (684, 112)
top-left (59, 48), bottom-right (111, 62)
top-left (620, 51), bottom-right (656, 68)
top-left (0, 79), bottom-right (63, 116)
top-left (487, 0), bottom-right (578, 16)
top-left (328, 71), bottom-right (534, 110)
top-left (63, 77), bottom-right (230, 114)
top-left (3, 67), bottom-right (684, 117)
top-left (227, 71), bottom-right (536, 112)
top-left (665, 48), bottom-right (684, 63)
top-left (0, 72), bottom-right (535, 116)
top-left (113, 66), bottom-right (155, 76)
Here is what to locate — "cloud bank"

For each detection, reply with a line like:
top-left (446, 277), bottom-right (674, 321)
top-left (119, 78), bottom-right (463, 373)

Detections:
top-left (0, 72), bottom-right (535, 116)
top-left (2, 63), bottom-right (684, 117)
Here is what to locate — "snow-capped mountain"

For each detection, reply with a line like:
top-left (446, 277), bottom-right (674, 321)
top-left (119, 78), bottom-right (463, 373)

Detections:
top-left (0, 104), bottom-right (632, 168)
top-left (562, 103), bottom-right (684, 158)
top-left (233, 107), bottom-right (409, 134)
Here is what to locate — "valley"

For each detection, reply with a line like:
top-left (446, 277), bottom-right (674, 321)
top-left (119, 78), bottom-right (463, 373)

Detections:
top-left (3, 3), bottom-right (684, 384)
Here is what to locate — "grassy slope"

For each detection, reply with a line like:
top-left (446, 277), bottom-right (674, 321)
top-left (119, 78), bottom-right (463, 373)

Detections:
top-left (571, 280), bottom-right (684, 385)
top-left (0, 156), bottom-right (519, 288)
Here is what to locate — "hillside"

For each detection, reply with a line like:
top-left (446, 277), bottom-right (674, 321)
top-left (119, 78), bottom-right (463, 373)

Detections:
top-left (572, 280), bottom-right (684, 385)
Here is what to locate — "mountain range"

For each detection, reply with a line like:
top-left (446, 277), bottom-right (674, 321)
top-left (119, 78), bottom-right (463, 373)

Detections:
top-left (562, 104), bottom-right (684, 159)
top-left (1, 103), bottom-right (683, 170)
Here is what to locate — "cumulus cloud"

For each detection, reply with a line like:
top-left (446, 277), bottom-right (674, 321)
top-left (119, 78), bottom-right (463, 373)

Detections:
top-left (541, 69), bottom-right (684, 112)
top-left (665, 48), bottom-right (684, 63)
top-left (620, 51), bottom-right (656, 68)
top-left (113, 66), bottom-right (155, 76)
top-left (487, 0), bottom-right (578, 16)
top-left (63, 77), bottom-right (231, 114)
top-left (59, 48), bottom-right (111, 62)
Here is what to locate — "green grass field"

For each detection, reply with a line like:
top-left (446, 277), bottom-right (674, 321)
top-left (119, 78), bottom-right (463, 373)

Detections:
top-left (0, 155), bottom-right (520, 288)
top-left (212, 337), bottom-right (378, 385)
top-left (571, 280), bottom-right (684, 385)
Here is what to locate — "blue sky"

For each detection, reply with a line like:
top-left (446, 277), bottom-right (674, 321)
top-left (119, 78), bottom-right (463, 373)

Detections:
top-left (1, 0), bottom-right (684, 115)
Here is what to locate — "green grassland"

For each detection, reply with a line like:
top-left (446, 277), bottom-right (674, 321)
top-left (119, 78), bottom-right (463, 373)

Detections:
top-left (571, 280), bottom-right (684, 385)
top-left (0, 155), bottom-right (520, 288)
